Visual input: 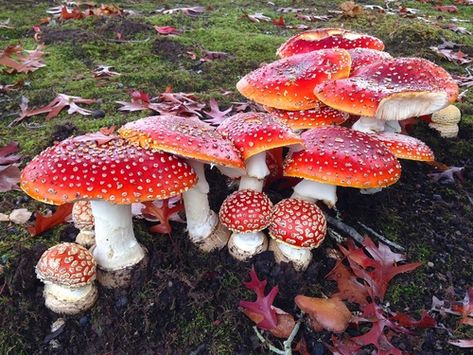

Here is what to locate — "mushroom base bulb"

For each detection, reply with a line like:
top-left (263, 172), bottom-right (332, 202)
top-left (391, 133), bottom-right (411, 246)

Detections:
top-left (376, 92), bottom-right (449, 121)
top-left (227, 231), bottom-right (268, 261)
top-left (195, 219), bottom-right (231, 252)
top-left (75, 230), bottom-right (95, 248)
top-left (429, 122), bottom-right (459, 138)
top-left (43, 283), bottom-right (97, 315)
top-left (292, 180), bottom-right (337, 208)
top-left (269, 239), bottom-right (312, 272)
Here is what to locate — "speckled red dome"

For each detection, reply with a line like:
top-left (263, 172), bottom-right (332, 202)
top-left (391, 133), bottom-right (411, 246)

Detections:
top-left (269, 198), bottom-right (327, 249)
top-left (348, 48), bottom-right (392, 73)
top-left (372, 132), bottom-right (435, 162)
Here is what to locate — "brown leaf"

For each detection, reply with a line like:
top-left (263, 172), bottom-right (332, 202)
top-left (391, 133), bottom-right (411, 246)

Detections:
top-left (154, 26), bottom-right (181, 35)
top-left (326, 261), bottom-right (370, 305)
top-left (27, 203), bottom-right (73, 236)
top-left (295, 295), bottom-right (351, 333)
top-left (272, 16), bottom-right (285, 27)
top-left (93, 65), bottom-right (121, 78)
top-left (0, 165), bottom-right (21, 192)
top-left (243, 12), bottom-right (271, 23)
top-left (449, 339), bottom-right (473, 348)
top-left (340, 1), bottom-right (364, 17)
top-left (203, 98), bottom-right (232, 126)
top-left (435, 5), bottom-right (458, 12)
top-left (0, 44), bottom-right (45, 74)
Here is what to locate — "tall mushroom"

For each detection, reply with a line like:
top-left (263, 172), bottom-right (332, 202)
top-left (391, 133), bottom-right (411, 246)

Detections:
top-left (268, 198), bottom-right (327, 271)
top-left (236, 48), bottom-right (352, 111)
top-left (118, 115), bottom-right (244, 251)
top-left (283, 126), bottom-right (402, 207)
top-left (315, 57), bottom-right (459, 133)
top-left (36, 243), bottom-right (97, 314)
top-left (217, 112), bottom-right (303, 192)
top-left (276, 28), bottom-right (385, 58)
top-left (21, 134), bottom-right (197, 287)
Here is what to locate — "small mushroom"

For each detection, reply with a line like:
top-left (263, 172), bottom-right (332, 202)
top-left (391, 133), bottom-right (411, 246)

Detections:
top-left (219, 190), bottom-right (273, 260)
top-left (72, 201), bottom-right (95, 247)
top-left (429, 105), bottom-right (461, 138)
top-left (36, 243), bottom-right (97, 314)
top-left (268, 198), bottom-right (326, 271)
top-left (277, 28), bottom-right (385, 58)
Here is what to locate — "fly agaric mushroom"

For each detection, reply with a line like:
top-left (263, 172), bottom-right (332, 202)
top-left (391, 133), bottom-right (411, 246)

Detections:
top-left (429, 105), bottom-right (462, 138)
top-left (347, 48), bottom-right (392, 73)
top-left (236, 49), bottom-right (351, 111)
top-left (268, 198), bottom-right (327, 271)
top-left (118, 115), bottom-right (244, 252)
top-left (283, 126), bottom-right (402, 207)
top-left (21, 134), bottom-right (196, 287)
top-left (372, 133), bottom-right (435, 162)
top-left (265, 104), bottom-right (349, 131)
top-left (315, 57), bottom-right (459, 133)
top-left (36, 243), bottom-right (97, 314)
top-left (217, 112), bottom-right (303, 192)
top-left (219, 189), bottom-right (273, 260)
top-left (72, 201), bottom-right (95, 247)
top-left (276, 28), bottom-right (385, 58)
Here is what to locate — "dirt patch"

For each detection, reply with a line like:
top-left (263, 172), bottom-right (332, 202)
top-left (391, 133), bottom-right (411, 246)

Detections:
top-left (152, 37), bottom-right (191, 61)
top-left (41, 28), bottom-right (94, 45)
top-left (96, 17), bottom-right (153, 38)
top-left (48, 122), bottom-right (78, 146)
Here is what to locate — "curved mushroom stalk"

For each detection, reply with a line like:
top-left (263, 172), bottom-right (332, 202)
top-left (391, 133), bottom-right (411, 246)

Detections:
top-left (43, 283), bottom-right (98, 315)
top-left (292, 179), bottom-right (337, 208)
top-left (268, 239), bottom-right (312, 272)
top-left (239, 152), bottom-right (269, 192)
top-left (228, 231), bottom-right (268, 261)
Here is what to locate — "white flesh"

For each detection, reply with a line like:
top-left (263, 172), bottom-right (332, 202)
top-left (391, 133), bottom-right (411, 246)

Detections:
top-left (239, 176), bottom-right (264, 192)
top-left (352, 116), bottom-right (386, 133)
top-left (43, 283), bottom-right (97, 314)
top-left (90, 200), bottom-right (145, 271)
top-left (227, 231), bottom-right (267, 260)
top-left (269, 239), bottom-right (312, 272)
top-left (292, 179), bottom-right (337, 208)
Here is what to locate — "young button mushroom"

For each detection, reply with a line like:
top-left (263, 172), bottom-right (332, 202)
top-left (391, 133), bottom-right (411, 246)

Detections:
top-left (219, 190), bottom-right (273, 260)
top-left (283, 126), bottom-right (402, 207)
top-left (276, 28), bottom-right (385, 58)
top-left (36, 243), bottom-right (97, 314)
top-left (118, 115), bottom-right (244, 252)
top-left (429, 105), bottom-right (462, 138)
top-left (268, 198), bottom-right (327, 271)
top-left (21, 134), bottom-right (197, 287)
top-left (236, 49), bottom-right (351, 111)
top-left (72, 201), bottom-right (95, 247)
top-left (217, 112), bottom-right (303, 192)
top-left (315, 57), bottom-right (459, 133)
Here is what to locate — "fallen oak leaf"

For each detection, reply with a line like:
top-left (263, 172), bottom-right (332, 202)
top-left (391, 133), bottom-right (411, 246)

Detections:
top-left (272, 16), bottom-right (285, 27)
top-left (340, 1), bottom-right (364, 17)
top-left (93, 65), bottom-right (121, 78)
top-left (0, 44), bottom-right (45, 74)
top-left (0, 142), bottom-right (21, 165)
top-left (154, 26), bottom-right (181, 35)
top-left (203, 98), bottom-right (232, 126)
top-left (116, 90), bottom-right (161, 112)
top-left (0, 165), bottom-right (21, 192)
top-left (142, 198), bottom-right (185, 234)
top-left (243, 12), bottom-right (271, 23)
top-left (435, 5), bottom-right (458, 12)
top-left (200, 50), bottom-right (231, 62)
top-left (27, 203), bottom-right (73, 236)
top-left (71, 132), bottom-right (117, 146)
top-left (161, 6), bottom-right (206, 17)
top-left (326, 261), bottom-right (370, 306)
top-left (244, 306), bottom-right (296, 338)
top-left (390, 310), bottom-right (437, 329)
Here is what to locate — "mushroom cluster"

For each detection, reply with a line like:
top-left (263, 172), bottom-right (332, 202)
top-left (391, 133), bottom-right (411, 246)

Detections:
top-left (20, 27), bottom-right (461, 314)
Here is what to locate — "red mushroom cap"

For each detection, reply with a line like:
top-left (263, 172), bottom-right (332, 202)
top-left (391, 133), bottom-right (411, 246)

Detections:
top-left (284, 126), bottom-right (401, 188)
top-left (217, 112), bottom-right (303, 160)
top-left (266, 104), bottom-right (349, 130)
top-left (118, 115), bottom-right (244, 169)
top-left (72, 201), bottom-right (94, 230)
top-left (276, 28), bottom-right (385, 58)
top-left (219, 190), bottom-right (273, 233)
top-left (21, 134), bottom-right (197, 205)
top-left (373, 132), bottom-right (435, 162)
top-left (36, 243), bottom-right (96, 287)
top-left (236, 49), bottom-right (351, 111)
top-left (269, 198), bottom-right (327, 249)
top-left (315, 57), bottom-right (459, 121)
top-left (348, 48), bottom-right (392, 73)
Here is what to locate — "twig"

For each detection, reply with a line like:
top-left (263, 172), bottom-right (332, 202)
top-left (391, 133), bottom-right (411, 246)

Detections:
top-left (357, 222), bottom-right (405, 251)
top-left (325, 215), bottom-right (364, 244)
top-left (328, 228), bottom-right (346, 243)
top-left (253, 319), bottom-right (301, 355)
top-left (254, 327), bottom-right (285, 354)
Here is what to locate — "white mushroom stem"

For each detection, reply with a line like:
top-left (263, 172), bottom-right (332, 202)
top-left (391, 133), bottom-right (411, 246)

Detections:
top-left (228, 231), bottom-right (267, 261)
top-left (90, 200), bottom-right (145, 271)
top-left (292, 179), bottom-right (338, 208)
top-left (269, 239), bottom-right (312, 272)
top-left (43, 283), bottom-right (97, 314)
top-left (182, 160), bottom-right (218, 243)
top-left (352, 116), bottom-right (402, 134)
top-left (239, 152), bottom-right (269, 192)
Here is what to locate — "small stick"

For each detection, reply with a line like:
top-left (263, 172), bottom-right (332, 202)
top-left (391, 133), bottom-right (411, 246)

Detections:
top-left (253, 327), bottom-right (285, 354)
top-left (253, 319), bottom-right (302, 355)
top-left (325, 215), bottom-right (364, 244)
top-left (357, 222), bottom-right (405, 251)
top-left (327, 228), bottom-right (346, 243)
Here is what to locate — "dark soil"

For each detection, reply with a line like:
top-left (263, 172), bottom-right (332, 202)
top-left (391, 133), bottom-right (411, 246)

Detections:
top-left (152, 37), bottom-right (193, 61)
top-left (95, 17), bottom-right (154, 38)
top-left (41, 28), bottom-right (95, 45)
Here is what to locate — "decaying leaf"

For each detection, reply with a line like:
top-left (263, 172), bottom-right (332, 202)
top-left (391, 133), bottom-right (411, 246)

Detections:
top-left (160, 6), bottom-right (206, 17)
top-left (272, 16), bottom-right (285, 27)
top-left (340, 1), bottom-right (364, 17)
top-left (141, 198), bottom-right (185, 234)
top-left (326, 261), bottom-right (370, 305)
top-left (243, 12), bottom-right (271, 23)
top-left (27, 203), bottom-right (73, 236)
top-left (390, 310), bottom-right (437, 329)
top-left (116, 90), bottom-right (159, 112)
top-left (432, 287), bottom-right (473, 326)
top-left (449, 339), bottom-right (473, 348)
top-left (435, 5), bottom-right (458, 12)
top-left (93, 65), bottom-right (121, 78)
top-left (48, 4), bottom-right (125, 21)
top-left (0, 142), bottom-right (22, 192)
top-left (154, 26), bottom-right (181, 35)
top-left (0, 208), bottom-right (33, 225)
top-left (0, 44), bottom-right (45, 74)
top-left (203, 98), bottom-right (232, 126)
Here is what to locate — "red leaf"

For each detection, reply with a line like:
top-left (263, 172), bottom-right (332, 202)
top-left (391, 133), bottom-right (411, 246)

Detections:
top-left (339, 237), bottom-right (422, 300)
top-left (0, 165), bottom-right (21, 192)
top-left (203, 98), bottom-right (232, 125)
top-left (71, 132), bottom-right (116, 146)
top-left (27, 203), bottom-right (73, 236)
top-left (326, 261), bottom-right (370, 305)
top-left (435, 5), bottom-right (458, 12)
top-left (391, 310), bottom-right (437, 329)
top-left (272, 16), bottom-right (285, 27)
top-left (0, 142), bottom-right (21, 165)
top-left (0, 44), bottom-right (45, 74)
top-left (433, 287), bottom-right (473, 325)
top-left (240, 266), bottom-right (278, 330)
top-left (142, 198), bottom-right (184, 234)
top-left (154, 26), bottom-right (180, 35)
top-left (116, 90), bottom-right (160, 112)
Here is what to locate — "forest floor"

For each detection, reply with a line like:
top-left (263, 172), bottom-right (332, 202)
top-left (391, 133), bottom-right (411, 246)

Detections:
top-left (0, 0), bottom-right (472, 354)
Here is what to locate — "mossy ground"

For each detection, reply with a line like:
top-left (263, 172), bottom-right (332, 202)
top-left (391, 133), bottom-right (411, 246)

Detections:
top-left (0, 1), bottom-right (472, 354)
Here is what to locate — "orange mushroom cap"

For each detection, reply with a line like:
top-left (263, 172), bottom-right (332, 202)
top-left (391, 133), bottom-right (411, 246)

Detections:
top-left (118, 115), bottom-right (244, 169)
top-left (236, 49), bottom-right (351, 111)
top-left (219, 190), bottom-right (273, 233)
top-left (348, 48), bottom-right (392, 73)
top-left (269, 198), bottom-right (327, 249)
top-left (284, 126), bottom-right (401, 188)
top-left (36, 243), bottom-right (96, 287)
top-left (277, 28), bottom-right (385, 58)
top-left (217, 112), bottom-right (303, 161)
top-left (315, 57), bottom-right (459, 121)
top-left (21, 135), bottom-right (197, 205)
top-left (266, 104), bottom-right (349, 130)
top-left (372, 132), bottom-right (435, 162)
